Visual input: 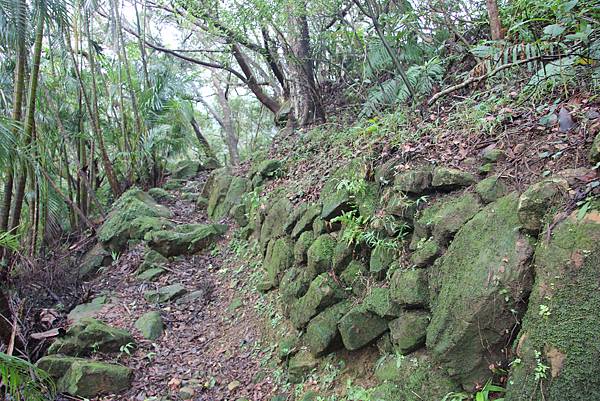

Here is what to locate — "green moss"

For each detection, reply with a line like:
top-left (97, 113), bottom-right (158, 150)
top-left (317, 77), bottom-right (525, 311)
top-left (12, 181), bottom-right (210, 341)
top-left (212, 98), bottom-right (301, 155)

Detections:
top-left (289, 273), bottom-right (345, 329)
top-left (57, 360), bottom-right (133, 398)
top-left (47, 318), bottom-right (133, 356)
top-left (148, 187), bottom-right (174, 202)
top-left (339, 260), bottom-right (367, 296)
top-left (431, 167), bottom-right (476, 189)
top-left (263, 237), bottom-right (294, 288)
top-left (144, 283), bottom-right (187, 303)
top-left (517, 178), bottom-right (567, 233)
top-left (506, 211), bottom-right (600, 401)
top-left (426, 193), bottom-right (534, 387)
top-left (280, 267), bottom-right (313, 316)
top-left (393, 167), bottom-right (432, 194)
top-left (294, 231), bottom-right (315, 265)
top-left (307, 234), bottom-right (336, 276)
top-left (410, 239), bottom-right (440, 267)
top-left (288, 349), bottom-right (318, 383)
top-left (390, 269), bottom-right (428, 307)
top-left (364, 287), bottom-right (401, 318)
top-left (134, 311), bottom-right (164, 340)
top-left (207, 171), bottom-right (234, 219)
top-left (389, 311), bottom-right (430, 354)
top-left (476, 176), bottom-right (508, 204)
top-left (145, 223), bottom-right (227, 257)
top-left (369, 245), bottom-right (396, 275)
top-left (331, 237), bottom-right (353, 273)
top-left (291, 204), bottom-right (322, 239)
top-left (338, 305), bottom-right (388, 351)
top-left (259, 197), bottom-right (293, 248)
top-left (305, 300), bottom-right (351, 356)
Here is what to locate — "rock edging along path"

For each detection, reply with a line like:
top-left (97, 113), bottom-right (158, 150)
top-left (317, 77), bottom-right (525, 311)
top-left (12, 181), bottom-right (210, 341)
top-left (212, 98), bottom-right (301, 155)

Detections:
top-left (41, 175), bottom-right (280, 401)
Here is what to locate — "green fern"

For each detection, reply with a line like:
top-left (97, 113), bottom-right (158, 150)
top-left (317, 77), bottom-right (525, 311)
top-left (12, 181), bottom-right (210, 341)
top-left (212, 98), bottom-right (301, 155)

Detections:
top-left (0, 352), bottom-right (56, 401)
top-left (0, 229), bottom-right (18, 251)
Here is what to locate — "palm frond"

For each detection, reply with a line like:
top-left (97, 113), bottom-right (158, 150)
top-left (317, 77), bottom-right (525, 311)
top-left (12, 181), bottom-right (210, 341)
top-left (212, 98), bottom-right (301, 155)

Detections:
top-left (0, 352), bottom-right (56, 401)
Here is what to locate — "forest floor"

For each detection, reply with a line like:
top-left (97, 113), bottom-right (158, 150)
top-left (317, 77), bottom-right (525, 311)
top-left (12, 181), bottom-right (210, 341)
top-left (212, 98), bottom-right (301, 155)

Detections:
top-left (76, 175), bottom-right (280, 401)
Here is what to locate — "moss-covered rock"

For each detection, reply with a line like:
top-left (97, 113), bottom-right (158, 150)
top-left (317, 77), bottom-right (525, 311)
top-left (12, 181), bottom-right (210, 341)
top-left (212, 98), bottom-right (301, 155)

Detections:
top-left (414, 193), bottom-right (481, 246)
top-left (294, 231), bottom-right (314, 265)
top-left (305, 300), bottom-right (351, 356)
top-left (383, 191), bottom-right (419, 223)
top-left (338, 305), bottom-right (388, 351)
top-left (144, 283), bottom-right (187, 303)
top-left (389, 311), bottom-right (430, 354)
top-left (375, 158), bottom-right (400, 188)
top-left (260, 197), bottom-right (293, 248)
top-left (431, 167), bottom-right (476, 189)
top-left (253, 159), bottom-right (282, 179)
top-left (307, 234), bottom-right (336, 276)
top-left (410, 239), bottom-right (440, 267)
top-left (289, 273), bottom-right (345, 329)
top-left (505, 210), bottom-right (600, 401)
top-left (47, 318), bottom-right (133, 356)
top-left (320, 177), bottom-right (352, 221)
top-left (312, 218), bottom-right (326, 236)
top-left (79, 243), bottom-right (112, 279)
top-left (373, 353), bottom-right (459, 400)
top-left (67, 296), bottom-right (108, 322)
top-left (393, 167), bottom-right (433, 194)
top-left (134, 311), bottom-right (164, 340)
top-left (145, 223), bottom-right (227, 257)
top-left (357, 182), bottom-right (379, 218)
top-left (288, 349), bottom-right (318, 383)
top-left (58, 360), bottom-right (133, 398)
top-left (137, 249), bottom-right (169, 273)
top-left (207, 171), bottom-right (234, 220)
top-left (291, 204), bottom-right (322, 239)
top-left (129, 216), bottom-right (173, 240)
top-left (37, 355), bottom-right (85, 382)
top-left (331, 238), bottom-right (353, 273)
top-left (222, 176), bottom-right (250, 217)
top-left (148, 187), bottom-right (174, 202)
top-left (280, 267), bottom-right (313, 316)
top-left (390, 269), bottom-right (429, 308)
top-left (426, 193), bottom-right (534, 387)
top-left (517, 178), bottom-right (567, 233)
top-left (170, 159), bottom-right (200, 180)
top-left (369, 245), bottom-right (396, 275)
top-left (136, 266), bottom-right (165, 281)
top-left (263, 237), bottom-right (294, 288)
top-left (364, 287), bottom-right (401, 318)
top-left (284, 203), bottom-right (309, 235)
top-left (339, 260), bottom-right (367, 296)
top-left (476, 176), bottom-right (508, 204)
top-left (99, 188), bottom-right (172, 251)
top-left (163, 179), bottom-right (185, 190)
top-left (482, 148), bottom-right (504, 163)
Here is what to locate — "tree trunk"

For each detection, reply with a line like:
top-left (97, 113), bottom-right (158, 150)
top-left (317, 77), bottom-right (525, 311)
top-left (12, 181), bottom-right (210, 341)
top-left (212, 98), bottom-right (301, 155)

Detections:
top-left (212, 76), bottom-right (240, 165)
top-left (190, 117), bottom-right (218, 161)
top-left (10, 11), bottom-right (45, 232)
top-left (288, 2), bottom-right (325, 127)
top-left (486, 0), bottom-right (504, 40)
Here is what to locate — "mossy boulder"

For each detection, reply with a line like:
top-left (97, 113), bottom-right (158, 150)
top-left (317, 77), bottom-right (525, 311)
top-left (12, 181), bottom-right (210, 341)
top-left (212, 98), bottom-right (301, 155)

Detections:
top-left (67, 296), bottom-right (108, 322)
top-left (517, 178), bottom-right (568, 233)
top-left (288, 349), bottom-right (318, 383)
top-left (291, 204), bottom-right (322, 239)
top-left (320, 177), bottom-right (352, 221)
top-left (389, 311), bottom-right (430, 354)
top-left (207, 171), bottom-right (234, 219)
top-left (410, 239), bottom-right (440, 267)
top-left (99, 188), bottom-right (172, 251)
top-left (369, 245), bottom-right (396, 275)
top-left (260, 197), bottom-right (293, 248)
top-left (339, 260), bottom-right (367, 296)
top-left (294, 231), bottom-right (315, 265)
top-left (163, 179), bottom-right (185, 190)
top-left (476, 176), bottom-right (508, 204)
top-left (47, 318), bottom-right (133, 356)
top-left (331, 238), bottom-right (353, 273)
top-left (305, 300), bottom-right (351, 356)
top-left (280, 267), bottom-right (313, 316)
top-left (145, 223), bottom-right (227, 257)
top-left (144, 283), bottom-right (187, 303)
top-left (383, 191), bottom-right (419, 223)
top-left (431, 167), bottom-right (477, 189)
top-left (312, 218), bottom-right (326, 236)
top-left (373, 353), bottom-right (460, 400)
top-left (136, 267), bottom-right (165, 281)
top-left (222, 176), bottom-right (250, 216)
top-left (307, 234), bottom-right (336, 276)
top-left (263, 237), bottom-right (294, 288)
top-left (137, 249), bottom-right (169, 274)
top-left (284, 203), bottom-right (309, 235)
top-left (357, 182), bottom-right (379, 218)
top-left (79, 243), bottom-right (112, 279)
top-left (129, 216), bottom-right (173, 240)
top-left (364, 287), bottom-right (401, 318)
top-left (426, 193), bottom-right (534, 387)
top-left (338, 305), bottom-right (388, 351)
top-left (134, 311), bottom-right (164, 340)
top-left (170, 159), bottom-right (200, 180)
top-left (393, 167), bottom-right (433, 194)
top-left (253, 159), bottom-right (282, 179)
top-left (414, 193), bottom-right (481, 246)
top-left (390, 269), bottom-right (429, 307)
top-left (58, 360), bottom-right (133, 398)
top-left (289, 273), bottom-right (345, 329)
top-left (375, 158), bottom-right (400, 187)
top-left (148, 187), bottom-right (174, 202)
top-left (505, 210), bottom-right (600, 401)
top-left (37, 355), bottom-right (86, 381)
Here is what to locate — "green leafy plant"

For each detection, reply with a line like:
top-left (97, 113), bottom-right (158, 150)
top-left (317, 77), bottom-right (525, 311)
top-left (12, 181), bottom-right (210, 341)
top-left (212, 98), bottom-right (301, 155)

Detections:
top-left (0, 352), bottom-right (56, 401)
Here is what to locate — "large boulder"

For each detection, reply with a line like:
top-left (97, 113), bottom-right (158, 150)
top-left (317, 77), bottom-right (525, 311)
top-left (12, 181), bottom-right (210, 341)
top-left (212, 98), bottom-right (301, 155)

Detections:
top-left (390, 269), bottom-right (429, 308)
top-left (373, 353), bottom-right (460, 401)
top-left (505, 210), bottom-right (600, 401)
top-left (426, 193), bottom-right (534, 387)
top-left (517, 178), bottom-right (568, 233)
top-left (221, 176), bottom-right (250, 218)
top-left (260, 197), bottom-right (293, 248)
top-left (413, 193), bottom-right (481, 246)
top-left (476, 176), bottom-right (508, 204)
top-left (169, 159), bottom-right (200, 180)
top-left (145, 223), bottom-right (227, 257)
top-left (289, 273), bottom-right (345, 329)
top-left (58, 360), bottom-right (133, 398)
top-left (98, 189), bottom-right (172, 251)
top-left (291, 204), bottom-right (322, 239)
top-left (339, 260), bottom-right (367, 296)
top-left (338, 305), bottom-right (388, 351)
top-left (47, 318), bottom-right (134, 356)
top-left (364, 287), bottom-right (401, 318)
top-left (305, 301), bottom-right (351, 356)
top-left (307, 234), bottom-right (336, 276)
top-left (431, 167), bottom-right (476, 189)
top-left (393, 167), bottom-right (433, 194)
top-left (293, 231), bottom-right (315, 265)
top-left (263, 237), bottom-right (294, 288)
top-left (207, 171), bottom-right (234, 219)
top-left (280, 266), bottom-right (313, 314)
top-left (389, 311), bottom-right (430, 354)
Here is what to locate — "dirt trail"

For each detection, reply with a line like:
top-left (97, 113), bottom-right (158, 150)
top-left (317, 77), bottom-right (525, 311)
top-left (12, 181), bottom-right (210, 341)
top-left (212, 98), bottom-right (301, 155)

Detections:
top-left (83, 176), bottom-right (278, 401)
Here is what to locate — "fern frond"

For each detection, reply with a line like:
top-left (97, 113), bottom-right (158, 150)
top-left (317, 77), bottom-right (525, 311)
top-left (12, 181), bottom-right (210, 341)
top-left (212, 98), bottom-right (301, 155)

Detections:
top-left (0, 352), bottom-right (56, 401)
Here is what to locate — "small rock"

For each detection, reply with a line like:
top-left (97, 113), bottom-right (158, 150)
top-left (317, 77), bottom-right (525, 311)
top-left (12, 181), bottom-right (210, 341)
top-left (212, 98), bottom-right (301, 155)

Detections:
top-left (227, 380), bottom-right (241, 391)
top-left (144, 284), bottom-right (187, 303)
top-left (134, 311), bottom-right (164, 340)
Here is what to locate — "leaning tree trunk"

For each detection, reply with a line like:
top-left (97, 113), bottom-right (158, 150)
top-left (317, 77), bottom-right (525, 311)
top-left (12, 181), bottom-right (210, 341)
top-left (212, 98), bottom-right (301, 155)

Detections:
top-left (212, 77), bottom-right (240, 165)
top-left (288, 1), bottom-right (325, 127)
top-left (486, 0), bottom-right (504, 40)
